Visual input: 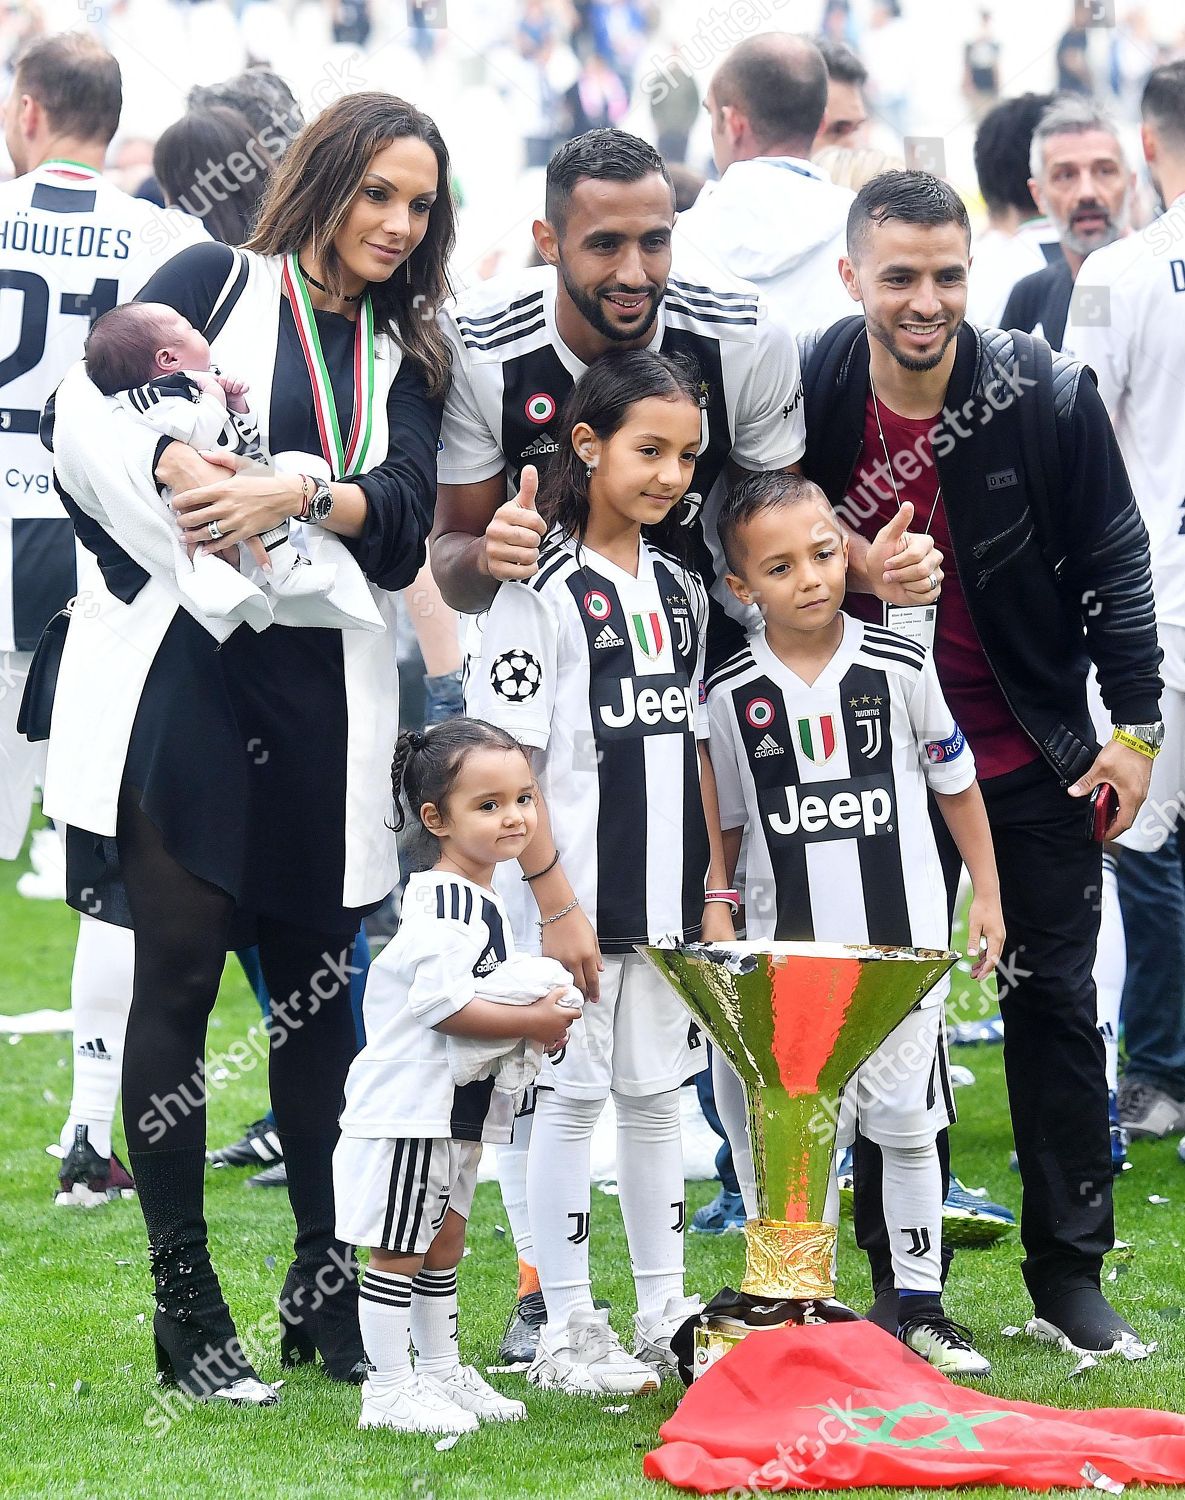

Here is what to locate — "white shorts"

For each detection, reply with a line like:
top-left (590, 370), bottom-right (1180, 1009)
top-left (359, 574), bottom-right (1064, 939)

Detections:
top-left (334, 1136), bottom-right (482, 1254)
top-left (835, 1005), bottom-right (954, 1150)
top-left (538, 950), bottom-right (708, 1100)
top-left (0, 651), bottom-right (46, 860)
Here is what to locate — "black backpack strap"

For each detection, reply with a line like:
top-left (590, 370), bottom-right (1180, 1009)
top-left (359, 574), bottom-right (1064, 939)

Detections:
top-left (1010, 328), bottom-right (1068, 579)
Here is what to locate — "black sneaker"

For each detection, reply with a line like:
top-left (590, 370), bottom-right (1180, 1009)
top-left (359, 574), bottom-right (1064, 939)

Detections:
top-left (55, 1125), bottom-right (135, 1207)
top-left (1026, 1287), bottom-right (1149, 1356)
top-left (497, 1291), bottom-right (546, 1367)
top-left (246, 1160), bottom-right (288, 1189)
top-left (208, 1118), bottom-right (283, 1169)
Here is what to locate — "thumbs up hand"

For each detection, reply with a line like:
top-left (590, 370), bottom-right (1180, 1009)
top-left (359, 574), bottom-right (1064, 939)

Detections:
top-left (867, 501), bottom-right (944, 606)
top-left (485, 464), bottom-right (547, 582)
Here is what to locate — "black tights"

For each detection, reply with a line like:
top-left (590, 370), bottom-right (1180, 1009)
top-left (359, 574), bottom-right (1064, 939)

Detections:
top-left (118, 791), bottom-right (358, 1165)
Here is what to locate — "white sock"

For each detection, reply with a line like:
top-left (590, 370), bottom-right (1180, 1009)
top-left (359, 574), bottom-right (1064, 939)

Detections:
top-left (614, 1089), bottom-right (686, 1322)
top-left (1095, 852), bottom-right (1125, 1093)
top-left (60, 916), bottom-right (135, 1160)
top-left (712, 1049), bottom-right (756, 1217)
top-left (528, 1091), bottom-right (603, 1330)
top-left (359, 1267), bottom-right (413, 1382)
top-left (496, 1109), bottom-right (534, 1261)
top-left (881, 1142), bottom-right (944, 1296)
top-left (411, 1266), bottom-right (460, 1378)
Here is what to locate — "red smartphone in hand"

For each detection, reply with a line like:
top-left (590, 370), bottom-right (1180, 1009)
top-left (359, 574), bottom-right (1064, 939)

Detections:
top-left (1087, 783), bottom-right (1118, 842)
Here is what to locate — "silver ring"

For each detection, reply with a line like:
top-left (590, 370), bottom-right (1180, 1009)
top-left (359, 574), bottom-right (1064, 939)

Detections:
top-left (928, 572), bottom-right (939, 593)
top-left (207, 519), bottom-right (223, 540)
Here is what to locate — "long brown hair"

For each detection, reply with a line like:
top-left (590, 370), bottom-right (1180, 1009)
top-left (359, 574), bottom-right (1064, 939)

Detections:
top-left (247, 91), bottom-right (455, 398)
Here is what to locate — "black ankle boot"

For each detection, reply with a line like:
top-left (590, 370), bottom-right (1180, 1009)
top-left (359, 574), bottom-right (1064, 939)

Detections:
top-left (277, 1131), bottom-right (368, 1382)
top-left (131, 1147), bottom-right (277, 1403)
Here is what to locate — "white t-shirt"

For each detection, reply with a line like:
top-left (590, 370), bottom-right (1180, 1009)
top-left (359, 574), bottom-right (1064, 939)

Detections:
top-left (339, 871), bottom-right (523, 1143)
top-left (1069, 197), bottom-right (1185, 644)
top-left (466, 531), bottom-right (710, 953)
top-left (0, 160), bottom-right (208, 651)
top-left (437, 261), bottom-right (806, 621)
top-left (706, 616), bottom-right (975, 1006)
top-left (966, 218), bottom-right (1062, 330)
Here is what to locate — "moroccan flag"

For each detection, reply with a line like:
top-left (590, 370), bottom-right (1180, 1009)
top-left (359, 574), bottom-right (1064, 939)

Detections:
top-left (644, 1323), bottom-right (1185, 1492)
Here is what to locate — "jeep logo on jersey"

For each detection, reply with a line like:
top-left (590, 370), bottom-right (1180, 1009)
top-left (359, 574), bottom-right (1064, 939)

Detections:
top-left (595, 674), bottom-right (695, 736)
top-left (797, 715), bottom-right (836, 764)
top-left (761, 774), bottom-right (895, 841)
top-left (630, 611), bottom-right (664, 659)
top-left (525, 392), bottom-right (555, 423)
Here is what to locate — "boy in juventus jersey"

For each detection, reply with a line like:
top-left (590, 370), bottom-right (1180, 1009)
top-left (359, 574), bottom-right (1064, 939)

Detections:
top-left (705, 473), bottom-right (1005, 1378)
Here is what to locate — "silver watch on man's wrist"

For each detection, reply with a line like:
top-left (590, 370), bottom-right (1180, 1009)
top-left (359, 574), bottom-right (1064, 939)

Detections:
top-left (1113, 721), bottom-right (1165, 755)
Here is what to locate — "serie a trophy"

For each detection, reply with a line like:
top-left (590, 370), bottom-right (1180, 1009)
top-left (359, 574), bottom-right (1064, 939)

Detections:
top-left (637, 941), bottom-right (957, 1380)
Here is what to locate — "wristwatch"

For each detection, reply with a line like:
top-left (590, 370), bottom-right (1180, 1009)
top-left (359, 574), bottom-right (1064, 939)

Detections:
top-left (1112, 721), bottom-right (1165, 759)
top-left (303, 477), bottom-right (334, 526)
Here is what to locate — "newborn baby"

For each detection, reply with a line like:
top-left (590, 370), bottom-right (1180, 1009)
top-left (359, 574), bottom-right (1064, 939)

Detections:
top-left (83, 302), bottom-right (300, 575)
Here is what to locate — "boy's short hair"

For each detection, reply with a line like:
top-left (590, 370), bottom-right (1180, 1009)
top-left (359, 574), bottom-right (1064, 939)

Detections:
top-left (84, 304), bottom-right (171, 396)
top-left (719, 471), bottom-right (835, 573)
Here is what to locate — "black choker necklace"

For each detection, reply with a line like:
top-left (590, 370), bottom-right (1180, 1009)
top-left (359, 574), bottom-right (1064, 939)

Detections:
top-left (297, 261), bottom-right (364, 303)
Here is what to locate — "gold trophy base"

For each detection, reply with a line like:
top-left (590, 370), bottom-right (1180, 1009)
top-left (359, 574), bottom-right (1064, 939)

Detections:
top-left (739, 1218), bottom-right (836, 1300)
top-left (693, 1317), bottom-right (784, 1379)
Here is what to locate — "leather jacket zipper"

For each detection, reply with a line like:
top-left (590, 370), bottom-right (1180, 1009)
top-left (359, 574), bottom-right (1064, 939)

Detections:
top-left (971, 510), bottom-right (1031, 559)
top-left (974, 525), bottom-right (1035, 590)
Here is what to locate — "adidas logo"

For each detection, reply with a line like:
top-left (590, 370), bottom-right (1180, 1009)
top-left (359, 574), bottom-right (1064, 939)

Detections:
top-left (594, 625), bottom-right (624, 649)
top-left (521, 431), bottom-right (560, 458)
top-left (76, 1037), bottom-right (112, 1060)
top-left (754, 734), bottom-right (783, 758)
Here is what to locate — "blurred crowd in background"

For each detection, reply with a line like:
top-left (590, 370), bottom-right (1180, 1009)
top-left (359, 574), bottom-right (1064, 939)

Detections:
top-left (4, 0), bottom-right (1185, 285)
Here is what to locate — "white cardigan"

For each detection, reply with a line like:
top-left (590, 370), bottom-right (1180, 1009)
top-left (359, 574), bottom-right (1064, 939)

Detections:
top-left (43, 251), bottom-right (406, 909)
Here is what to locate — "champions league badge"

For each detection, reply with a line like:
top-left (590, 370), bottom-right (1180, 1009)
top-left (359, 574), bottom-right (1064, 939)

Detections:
top-left (490, 648), bottom-right (543, 702)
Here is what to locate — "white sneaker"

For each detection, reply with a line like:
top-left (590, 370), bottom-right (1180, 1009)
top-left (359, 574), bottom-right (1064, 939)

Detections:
top-left (900, 1314), bottom-right (991, 1377)
top-left (633, 1294), bottom-right (703, 1380)
top-left (528, 1308), bottom-right (660, 1396)
top-left (16, 863), bottom-right (67, 901)
top-left (428, 1364), bottom-right (526, 1422)
top-left (358, 1372), bottom-right (479, 1434)
top-left (28, 827), bottom-right (62, 876)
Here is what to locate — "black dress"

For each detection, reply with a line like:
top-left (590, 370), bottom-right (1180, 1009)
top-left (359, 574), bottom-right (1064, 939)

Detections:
top-left (62, 241), bottom-right (440, 941)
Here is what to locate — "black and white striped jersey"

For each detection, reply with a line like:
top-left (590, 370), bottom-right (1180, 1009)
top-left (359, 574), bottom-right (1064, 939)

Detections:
top-left (706, 617), bottom-right (976, 1004)
top-left (339, 872), bottom-right (520, 1143)
top-left (0, 162), bottom-right (207, 651)
top-left (466, 533), bottom-right (711, 954)
top-left (436, 263), bottom-right (805, 616)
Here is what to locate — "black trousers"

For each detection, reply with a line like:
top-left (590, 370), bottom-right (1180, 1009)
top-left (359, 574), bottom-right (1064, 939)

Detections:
top-left (856, 756), bottom-right (1112, 1306)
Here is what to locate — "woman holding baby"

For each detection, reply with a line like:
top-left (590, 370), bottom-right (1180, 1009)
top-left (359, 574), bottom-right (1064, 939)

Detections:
top-left (42, 92), bottom-right (453, 1403)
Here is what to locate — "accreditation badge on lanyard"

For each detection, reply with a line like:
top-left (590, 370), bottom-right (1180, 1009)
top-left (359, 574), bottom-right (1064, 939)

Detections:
top-left (282, 253), bottom-right (377, 476)
top-left (883, 602), bottom-right (937, 653)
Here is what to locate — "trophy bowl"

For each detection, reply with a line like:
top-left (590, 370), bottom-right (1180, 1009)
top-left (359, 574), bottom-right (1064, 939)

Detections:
top-left (637, 941), bottom-right (957, 1375)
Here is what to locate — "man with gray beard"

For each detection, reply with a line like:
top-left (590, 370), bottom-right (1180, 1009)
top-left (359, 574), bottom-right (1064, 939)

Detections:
top-left (1002, 96), bottom-right (1134, 352)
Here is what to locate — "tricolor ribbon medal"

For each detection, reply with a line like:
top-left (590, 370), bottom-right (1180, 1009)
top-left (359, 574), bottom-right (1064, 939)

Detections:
top-left (630, 611), bottom-right (664, 659)
top-left (797, 714), bottom-right (837, 765)
top-left (283, 253), bottom-right (376, 476)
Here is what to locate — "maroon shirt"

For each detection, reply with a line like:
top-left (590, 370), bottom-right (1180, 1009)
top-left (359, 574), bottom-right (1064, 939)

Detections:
top-left (845, 393), bottom-right (1038, 781)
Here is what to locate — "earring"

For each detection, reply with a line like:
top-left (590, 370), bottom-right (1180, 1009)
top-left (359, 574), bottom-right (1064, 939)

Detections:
top-left (585, 463), bottom-right (594, 479)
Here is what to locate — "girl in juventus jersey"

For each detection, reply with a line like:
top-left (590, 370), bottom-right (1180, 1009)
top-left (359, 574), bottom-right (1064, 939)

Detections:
top-left (335, 719), bottom-right (577, 1434)
top-left (707, 474), bottom-right (1005, 1378)
top-left (468, 351), bottom-right (733, 1395)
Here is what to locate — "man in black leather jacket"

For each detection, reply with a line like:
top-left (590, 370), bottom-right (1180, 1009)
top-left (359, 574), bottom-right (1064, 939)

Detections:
top-left (800, 170), bottom-right (1162, 1357)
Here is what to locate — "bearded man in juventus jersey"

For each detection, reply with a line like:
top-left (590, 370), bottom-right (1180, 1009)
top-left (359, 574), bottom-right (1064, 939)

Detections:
top-left (2, 33), bottom-right (207, 1205)
top-left (429, 128), bottom-right (943, 1363)
top-left (430, 129), bottom-right (941, 632)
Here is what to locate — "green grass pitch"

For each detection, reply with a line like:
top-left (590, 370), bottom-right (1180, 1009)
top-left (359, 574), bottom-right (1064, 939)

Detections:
top-left (2, 840), bottom-right (1184, 1499)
